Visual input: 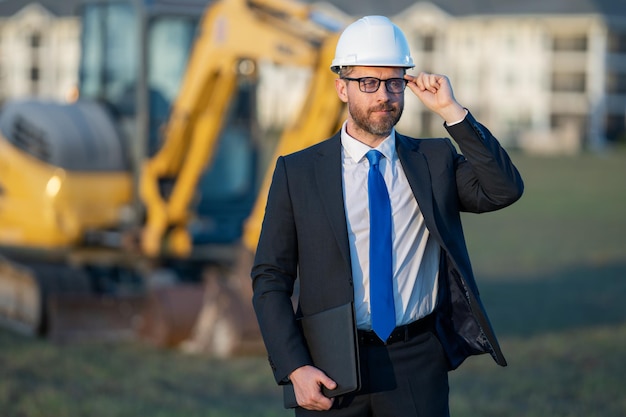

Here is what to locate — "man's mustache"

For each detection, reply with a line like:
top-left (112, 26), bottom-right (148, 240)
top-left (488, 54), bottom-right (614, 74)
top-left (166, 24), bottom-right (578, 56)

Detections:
top-left (369, 104), bottom-right (396, 113)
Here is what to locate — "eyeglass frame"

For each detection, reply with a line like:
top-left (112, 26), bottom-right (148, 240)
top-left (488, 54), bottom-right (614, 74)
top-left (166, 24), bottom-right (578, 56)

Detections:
top-left (341, 76), bottom-right (409, 94)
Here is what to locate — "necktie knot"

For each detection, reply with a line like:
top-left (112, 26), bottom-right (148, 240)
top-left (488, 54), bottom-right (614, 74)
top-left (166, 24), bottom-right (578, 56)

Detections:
top-left (366, 150), bottom-right (383, 169)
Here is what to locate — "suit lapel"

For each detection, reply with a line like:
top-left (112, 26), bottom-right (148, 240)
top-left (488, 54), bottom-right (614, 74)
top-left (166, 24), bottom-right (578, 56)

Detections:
top-left (313, 134), bottom-right (352, 269)
top-left (396, 134), bottom-right (436, 231)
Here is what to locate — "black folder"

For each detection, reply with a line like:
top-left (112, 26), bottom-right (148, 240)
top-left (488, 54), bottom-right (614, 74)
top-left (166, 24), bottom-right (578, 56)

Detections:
top-left (283, 302), bottom-right (361, 408)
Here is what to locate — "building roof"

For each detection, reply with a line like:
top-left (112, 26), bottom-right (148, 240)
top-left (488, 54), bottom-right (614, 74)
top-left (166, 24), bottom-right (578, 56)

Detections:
top-left (0, 0), bottom-right (213, 17)
top-left (2, 0), bottom-right (626, 20)
top-left (435, 0), bottom-right (626, 16)
top-left (305, 0), bottom-right (626, 18)
top-left (0, 0), bottom-right (83, 17)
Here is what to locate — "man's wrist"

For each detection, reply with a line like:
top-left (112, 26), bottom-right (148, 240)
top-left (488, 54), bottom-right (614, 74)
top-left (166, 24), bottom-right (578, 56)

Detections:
top-left (440, 103), bottom-right (467, 126)
top-left (444, 108), bottom-right (469, 126)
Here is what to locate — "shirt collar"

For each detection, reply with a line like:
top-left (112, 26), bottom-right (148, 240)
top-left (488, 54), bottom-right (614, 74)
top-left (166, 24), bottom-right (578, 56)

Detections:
top-left (340, 121), bottom-right (396, 164)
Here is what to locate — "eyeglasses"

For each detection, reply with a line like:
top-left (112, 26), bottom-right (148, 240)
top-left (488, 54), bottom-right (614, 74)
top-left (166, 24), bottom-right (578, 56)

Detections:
top-left (341, 77), bottom-right (408, 94)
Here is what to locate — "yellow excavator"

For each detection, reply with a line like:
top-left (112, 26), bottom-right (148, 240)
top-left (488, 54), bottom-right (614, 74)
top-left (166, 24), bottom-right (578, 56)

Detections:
top-left (0, 0), bottom-right (345, 356)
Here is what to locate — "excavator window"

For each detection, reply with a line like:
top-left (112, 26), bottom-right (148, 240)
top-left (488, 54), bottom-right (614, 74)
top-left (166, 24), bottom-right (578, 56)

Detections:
top-left (78, 2), bottom-right (199, 157)
top-left (79, 2), bottom-right (137, 114)
top-left (192, 83), bottom-right (259, 245)
top-left (147, 17), bottom-right (197, 155)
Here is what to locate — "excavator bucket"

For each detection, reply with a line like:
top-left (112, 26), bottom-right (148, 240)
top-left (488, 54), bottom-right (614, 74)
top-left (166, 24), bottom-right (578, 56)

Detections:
top-left (47, 293), bottom-right (145, 343)
top-left (180, 249), bottom-right (265, 357)
top-left (136, 282), bottom-right (205, 347)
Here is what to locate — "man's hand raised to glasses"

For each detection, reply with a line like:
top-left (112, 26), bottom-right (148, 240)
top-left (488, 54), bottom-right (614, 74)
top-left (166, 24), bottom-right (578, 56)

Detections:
top-left (405, 72), bottom-right (467, 125)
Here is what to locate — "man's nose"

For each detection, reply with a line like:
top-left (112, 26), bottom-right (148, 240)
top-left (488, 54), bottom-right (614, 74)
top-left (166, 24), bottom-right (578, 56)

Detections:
top-left (374, 83), bottom-right (393, 101)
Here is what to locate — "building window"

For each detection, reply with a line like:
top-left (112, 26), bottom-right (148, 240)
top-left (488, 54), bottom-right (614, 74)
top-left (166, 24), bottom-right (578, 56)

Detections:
top-left (606, 73), bottom-right (626, 94)
top-left (423, 35), bottom-right (435, 52)
top-left (30, 32), bottom-right (41, 48)
top-left (30, 67), bottom-right (40, 81)
top-left (29, 31), bottom-right (42, 95)
top-left (550, 113), bottom-right (586, 132)
top-left (551, 72), bottom-right (586, 92)
top-left (607, 30), bottom-right (626, 53)
top-left (552, 35), bottom-right (587, 52)
top-left (605, 115), bottom-right (625, 142)
top-left (415, 34), bottom-right (435, 52)
top-left (30, 66), bottom-right (40, 95)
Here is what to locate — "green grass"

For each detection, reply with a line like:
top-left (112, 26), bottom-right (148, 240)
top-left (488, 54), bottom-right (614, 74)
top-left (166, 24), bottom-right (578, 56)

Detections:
top-left (0, 334), bottom-right (289, 417)
top-left (452, 150), bottom-right (626, 417)
top-left (1, 150), bottom-right (625, 416)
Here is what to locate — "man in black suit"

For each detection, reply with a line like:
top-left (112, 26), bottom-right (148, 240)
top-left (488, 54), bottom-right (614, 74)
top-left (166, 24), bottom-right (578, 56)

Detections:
top-left (252, 15), bottom-right (524, 416)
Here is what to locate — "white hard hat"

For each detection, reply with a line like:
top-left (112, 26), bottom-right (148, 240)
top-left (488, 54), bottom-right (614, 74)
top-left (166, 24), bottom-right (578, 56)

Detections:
top-left (331, 16), bottom-right (414, 73)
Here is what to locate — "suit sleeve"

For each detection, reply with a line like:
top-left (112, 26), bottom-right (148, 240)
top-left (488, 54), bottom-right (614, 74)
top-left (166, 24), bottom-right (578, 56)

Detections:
top-left (444, 111), bottom-right (524, 213)
top-left (251, 156), bottom-right (312, 384)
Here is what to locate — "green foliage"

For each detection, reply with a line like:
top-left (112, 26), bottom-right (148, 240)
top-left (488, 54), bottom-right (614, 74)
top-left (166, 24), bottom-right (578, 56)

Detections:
top-left (1, 150), bottom-right (625, 416)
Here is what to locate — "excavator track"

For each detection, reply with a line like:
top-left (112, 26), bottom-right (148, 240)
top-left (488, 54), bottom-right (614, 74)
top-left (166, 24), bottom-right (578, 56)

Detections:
top-left (0, 255), bottom-right (145, 343)
top-left (0, 252), bottom-right (263, 357)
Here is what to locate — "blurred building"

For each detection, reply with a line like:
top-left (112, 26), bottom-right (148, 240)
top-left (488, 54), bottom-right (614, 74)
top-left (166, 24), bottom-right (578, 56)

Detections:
top-left (0, 0), bottom-right (81, 104)
top-left (1, 0), bottom-right (625, 153)
top-left (307, 0), bottom-right (626, 152)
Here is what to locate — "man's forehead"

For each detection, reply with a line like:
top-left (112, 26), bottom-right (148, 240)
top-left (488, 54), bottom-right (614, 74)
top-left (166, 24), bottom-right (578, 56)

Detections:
top-left (348, 66), bottom-right (406, 77)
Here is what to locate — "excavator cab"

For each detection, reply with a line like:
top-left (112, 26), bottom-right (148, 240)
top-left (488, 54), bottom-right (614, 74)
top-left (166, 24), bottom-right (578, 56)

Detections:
top-left (78, 0), bottom-right (259, 247)
top-left (79, 0), bottom-right (199, 155)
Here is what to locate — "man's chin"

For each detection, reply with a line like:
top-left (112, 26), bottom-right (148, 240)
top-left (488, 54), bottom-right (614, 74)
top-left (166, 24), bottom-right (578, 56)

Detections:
top-left (368, 121), bottom-right (395, 137)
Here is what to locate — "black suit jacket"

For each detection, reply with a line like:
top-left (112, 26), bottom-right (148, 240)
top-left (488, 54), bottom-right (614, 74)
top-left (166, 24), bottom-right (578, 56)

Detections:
top-left (252, 112), bottom-right (524, 384)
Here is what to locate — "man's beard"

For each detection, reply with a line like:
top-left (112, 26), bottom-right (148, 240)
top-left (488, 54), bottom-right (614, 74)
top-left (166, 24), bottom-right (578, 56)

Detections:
top-left (349, 102), bottom-right (403, 137)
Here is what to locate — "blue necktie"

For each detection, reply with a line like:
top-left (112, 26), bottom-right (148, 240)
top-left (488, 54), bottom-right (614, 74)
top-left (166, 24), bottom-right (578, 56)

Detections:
top-left (366, 150), bottom-right (395, 342)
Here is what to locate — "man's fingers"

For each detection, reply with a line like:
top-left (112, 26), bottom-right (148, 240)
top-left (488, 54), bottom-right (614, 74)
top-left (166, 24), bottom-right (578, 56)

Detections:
top-left (299, 388), bottom-right (334, 411)
top-left (299, 375), bottom-right (337, 410)
top-left (306, 374), bottom-right (337, 409)
top-left (422, 72), bottom-right (442, 93)
top-left (320, 374), bottom-right (338, 391)
top-left (406, 72), bottom-right (444, 93)
top-left (290, 365), bottom-right (337, 411)
top-left (406, 72), bottom-right (464, 123)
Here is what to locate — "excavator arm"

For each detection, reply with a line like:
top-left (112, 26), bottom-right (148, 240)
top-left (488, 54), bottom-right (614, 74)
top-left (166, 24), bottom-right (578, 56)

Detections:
top-left (140, 0), bottom-right (340, 257)
top-left (242, 35), bottom-right (345, 253)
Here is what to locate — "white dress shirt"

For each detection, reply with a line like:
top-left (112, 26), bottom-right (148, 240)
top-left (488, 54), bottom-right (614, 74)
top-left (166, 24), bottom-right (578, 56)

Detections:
top-left (341, 123), bottom-right (440, 330)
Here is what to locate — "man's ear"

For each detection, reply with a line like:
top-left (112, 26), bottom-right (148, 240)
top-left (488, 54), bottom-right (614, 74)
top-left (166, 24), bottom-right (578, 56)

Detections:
top-left (335, 78), bottom-right (348, 103)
